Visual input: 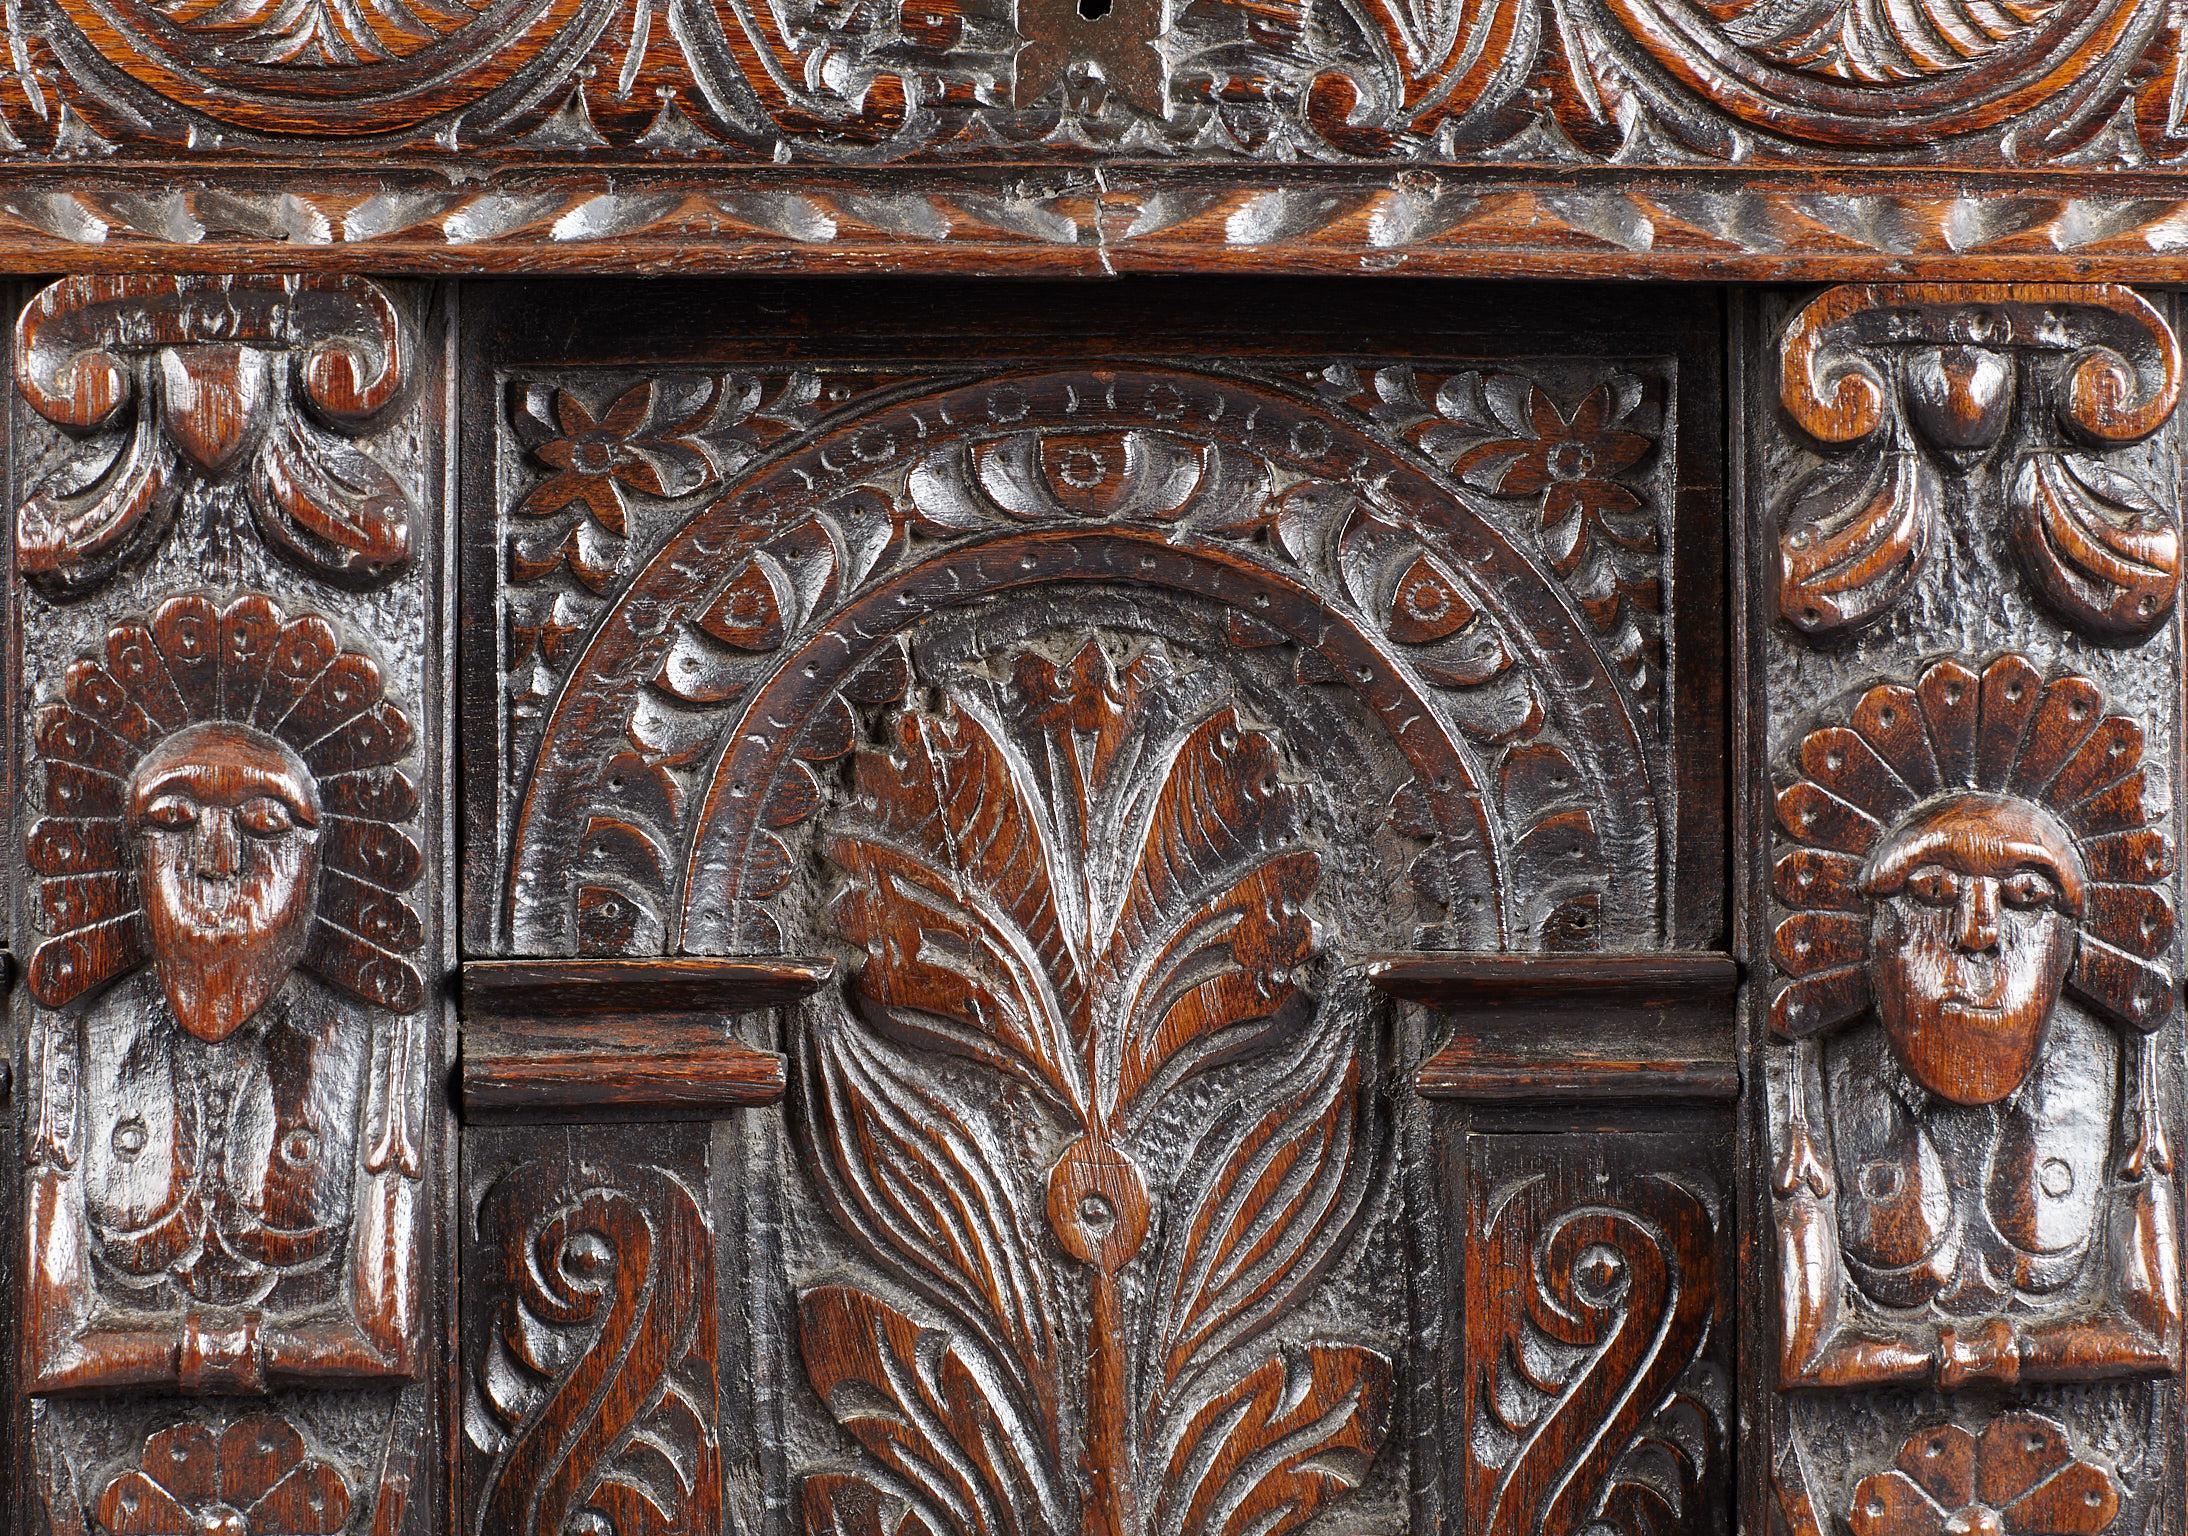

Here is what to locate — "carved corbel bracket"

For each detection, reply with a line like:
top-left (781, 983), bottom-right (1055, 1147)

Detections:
top-left (14, 274), bottom-right (416, 599)
top-left (1775, 284), bottom-right (2183, 641)
top-left (1375, 951), bottom-right (1738, 1101)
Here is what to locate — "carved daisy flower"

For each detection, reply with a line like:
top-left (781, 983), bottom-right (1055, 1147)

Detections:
top-left (1849, 1414), bottom-right (2120, 1536)
top-left (1445, 380), bottom-right (1655, 576)
top-left (94, 1416), bottom-right (350, 1536)
top-left (516, 381), bottom-right (715, 537)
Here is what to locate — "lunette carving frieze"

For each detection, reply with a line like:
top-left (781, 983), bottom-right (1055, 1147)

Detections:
top-left (5, 0), bottom-right (2188, 168)
top-left (480, 325), bottom-right (1705, 1536)
top-left (1758, 283), bottom-right (2186, 1535)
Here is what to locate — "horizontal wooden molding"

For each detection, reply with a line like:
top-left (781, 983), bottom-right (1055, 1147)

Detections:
top-left (1374, 951), bottom-right (1740, 1103)
top-left (457, 957), bottom-right (830, 1119)
top-left (13, 169), bottom-right (2188, 280)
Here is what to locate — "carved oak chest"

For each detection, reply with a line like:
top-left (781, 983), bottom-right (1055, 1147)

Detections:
top-left (3, 9), bottom-right (2188, 1530)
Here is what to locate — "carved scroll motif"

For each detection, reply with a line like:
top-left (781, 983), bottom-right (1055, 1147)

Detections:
top-left (14, 275), bottom-right (415, 599)
top-left (1770, 655), bottom-right (2180, 1392)
top-left (467, 1161), bottom-right (722, 1536)
top-left (1, 0), bottom-right (2184, 165)
top-left (1464, 1164), bottom-right (1726, 1536)
top-left (1775, 285), bottom-right (2184, 641)
top-left (798, 638), bottom-right (1390, 1536)
top-left (22, 592), bottom-right (427, 1395)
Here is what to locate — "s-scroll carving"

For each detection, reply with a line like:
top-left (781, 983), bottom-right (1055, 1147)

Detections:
top-left (1770, 655), bottom-right (2180, 1391)
top-left (14, 275), bottom-right (416, 599)
top-left (23, 591), bottom-right (427, 1394)
top-left (467, 1162), bottom-right (722, 1536)
top-left (1775, 285), bottom-right (2183, 642)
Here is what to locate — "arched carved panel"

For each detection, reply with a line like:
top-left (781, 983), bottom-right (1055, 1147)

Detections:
top-left (470, 286), bottom-right (1719, 1536)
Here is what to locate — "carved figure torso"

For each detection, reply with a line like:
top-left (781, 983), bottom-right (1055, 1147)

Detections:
top-left (81, 972), bottom-right (366, 1312)
top-left (1827, 1009), bottom-right (2113, 1314)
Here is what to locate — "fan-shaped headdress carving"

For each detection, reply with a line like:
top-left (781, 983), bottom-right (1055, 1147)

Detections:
top-left (26, 592), bottom-right (425, 1015)
top-left (1772, 654), bottom-right (2175, 1040)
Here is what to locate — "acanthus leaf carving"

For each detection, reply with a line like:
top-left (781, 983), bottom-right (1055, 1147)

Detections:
top-left (1774, 284), bottom-right (2184, 643)
top-left (15, 275), bottom-right (416, 598)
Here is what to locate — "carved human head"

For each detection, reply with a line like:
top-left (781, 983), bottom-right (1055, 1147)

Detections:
top-left (1771, 656), bottom-right (2175, 1078)
top-left (25, 593), bottom-right (427, 1024)
top-left (1860, 792), bottom-right (2085, 1105)
top-left (126, 721), bottom-right (322, 1041)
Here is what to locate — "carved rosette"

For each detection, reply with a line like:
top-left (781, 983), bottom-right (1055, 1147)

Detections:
top-left (14, 275), bottom-right (416, 599)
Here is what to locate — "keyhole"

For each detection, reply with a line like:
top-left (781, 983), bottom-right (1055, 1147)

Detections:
top-left (1078, 0), bottom-right (1111, 19)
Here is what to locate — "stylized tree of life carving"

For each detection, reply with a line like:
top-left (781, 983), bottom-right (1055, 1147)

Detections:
top-left (25, 591), bottom-right (426, 1020)
top-left (799, 638), bottom-right (1390, 1536)
top-left (1770, 654), bottom-right (2181, 1390)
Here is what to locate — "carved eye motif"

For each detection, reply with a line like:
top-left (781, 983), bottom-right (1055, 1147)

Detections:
top-left (111, 1117), bottom-right (148, 1161)
top-left (279, 1129), bottom-right (319, 1168)
top-left (1904, 865), bottom-right (1960, 907)
top-left (2002, 869), bottom-right (2062, 911)
top-left (236, 797), bottom-right (296, 838)
top-left (140, 795), bottom-right (197, 831)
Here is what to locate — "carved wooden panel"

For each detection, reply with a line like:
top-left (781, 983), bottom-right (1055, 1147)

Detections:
top-left (461, 281), bottom-right (1725, 1536)
top-left (1454, 1124), bottom-right (1732, 1536)
top-left (1749, 283), bottom-right (2187, 1534)
top-left (8, 274), bottom-right (445, 1536)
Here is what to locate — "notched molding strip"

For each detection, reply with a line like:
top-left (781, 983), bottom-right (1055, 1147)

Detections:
top-left (457, 956), bottom-right (831, 1118)
top-left (1370, 951), bottom-right (1739, 1103)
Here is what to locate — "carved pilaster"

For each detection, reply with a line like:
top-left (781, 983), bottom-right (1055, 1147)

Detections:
top-left (1751, 284), bottom-right (2187, 1534)
top-left (10, 274), bottom-right (442, 1536)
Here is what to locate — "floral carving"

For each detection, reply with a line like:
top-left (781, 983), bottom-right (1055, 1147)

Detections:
top-left (94, 1417), bottom-right (350, 1536)
top-left (1848, 1415), bottom-right (2120, 1536)
top-left (799, 636), bottom-right (1390, 1536)
top-left (14, 275), bottom-right (415, 598)
top-left (512, 380), bottom-right (728, 546)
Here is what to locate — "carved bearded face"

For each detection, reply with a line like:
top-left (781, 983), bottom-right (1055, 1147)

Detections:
top-left (126, 722), bottom-right (322, 1042)
top-left (1861, 792), bottom-right (2084, 1107)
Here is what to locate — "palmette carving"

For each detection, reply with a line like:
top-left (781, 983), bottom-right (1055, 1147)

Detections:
top-left (797, 638), bottom-right (1391, 1536)
top-left (93, 1413), bottom-right (352, 1536)
top-left (467, 1161), bottom-right (722, 1536)
top-left (1775, 285), bottom-right (2184, 642)
top-left (14, 275), bottom-right (416, 599)
top-left (23, 592), bottom-right (427, 1394)
top-left (1770, 655), bottom-right (2181, 1391)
